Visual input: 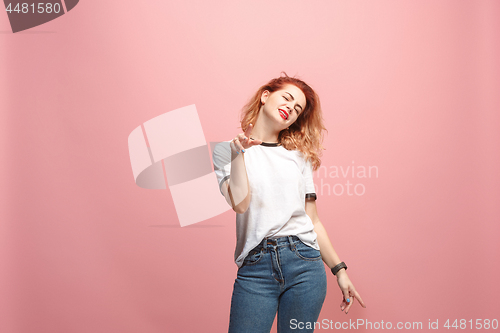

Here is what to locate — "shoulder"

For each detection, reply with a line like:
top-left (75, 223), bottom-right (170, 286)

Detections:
top-left (213, 140), bottom-right (232, 152)
top-left (212, 140), bottom-right (232, 163)
top-left (283, 148), bottom-right (308, 163)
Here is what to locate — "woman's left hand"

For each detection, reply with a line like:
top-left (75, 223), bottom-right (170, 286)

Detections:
top-left (336, 269), bottom-right (366, 314)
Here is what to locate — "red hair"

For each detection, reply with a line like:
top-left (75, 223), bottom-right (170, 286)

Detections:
top-left (240, 73), bottom-right (327, 170)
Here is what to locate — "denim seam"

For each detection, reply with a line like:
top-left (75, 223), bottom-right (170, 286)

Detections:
top-left (293, 245), bottom-right (322, 261)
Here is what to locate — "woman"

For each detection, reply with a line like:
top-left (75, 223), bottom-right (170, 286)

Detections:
top-left (212, 73), bottom-right (365, 333)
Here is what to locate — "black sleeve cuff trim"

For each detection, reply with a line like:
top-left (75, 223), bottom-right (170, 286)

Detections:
top-left (219, 175), bottom-right (230, 195)
top-left (305, 193), bottom-right (317, 200)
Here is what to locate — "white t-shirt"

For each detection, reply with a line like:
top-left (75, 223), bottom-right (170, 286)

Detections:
top-left (212, 140), bottom-right (320, 267)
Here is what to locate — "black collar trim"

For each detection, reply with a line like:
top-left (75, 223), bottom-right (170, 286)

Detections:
top-left (260, 142), bottom-right (280, 147)
top-left (250, 137), bottom-right (281, 147)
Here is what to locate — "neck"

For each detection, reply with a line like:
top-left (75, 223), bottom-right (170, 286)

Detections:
top-left (251, 113), bottom-right (280, 143)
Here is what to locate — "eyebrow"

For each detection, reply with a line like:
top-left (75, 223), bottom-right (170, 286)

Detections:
top-left (285, 92), bottom-right (304, 112)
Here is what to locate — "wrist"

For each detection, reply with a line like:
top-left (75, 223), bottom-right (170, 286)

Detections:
top-left (335, 268), bottom-right (347, 277)
top-left (230, 141), bottom-right (239, 155)
top-left (330, 261), bottom-right (348, 276)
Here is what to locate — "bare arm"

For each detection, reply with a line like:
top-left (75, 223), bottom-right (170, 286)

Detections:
top-left (306, 198), bottom-right (366, 313)
top-left (221, 150), bottom-right (250, 214)
top-left (221, 124), bottom-right (261, 214)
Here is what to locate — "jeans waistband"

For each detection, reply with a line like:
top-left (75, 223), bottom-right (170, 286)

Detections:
top-left (258, 235), bottom-right (300, 251)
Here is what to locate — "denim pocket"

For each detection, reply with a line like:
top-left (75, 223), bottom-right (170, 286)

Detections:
top-left (242, 248), bottom-right (264, 266)
top-left (293, 241), bottom-right (322, 261)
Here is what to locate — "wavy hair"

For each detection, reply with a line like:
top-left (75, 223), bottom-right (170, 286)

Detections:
top-left (240, 73), bottom-right (327, 171)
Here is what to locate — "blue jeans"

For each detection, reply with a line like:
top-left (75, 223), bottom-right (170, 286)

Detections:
top-left (228, 235), bottom-right (327, 333)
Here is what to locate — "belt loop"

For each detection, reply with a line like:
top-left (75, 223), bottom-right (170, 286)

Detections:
top-left (288, 235), bottom-right (295, 251)
top-left (262, 237), bottom-right (267, 253)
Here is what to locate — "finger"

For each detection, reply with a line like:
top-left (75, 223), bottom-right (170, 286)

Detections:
top-left (236, 133), bottom-right (246, 142)
top-left (242, 125), bottom-right (262, 147)
top-left (230, 140), bottom-right (239, 154)
top-left (233, 138), bottom-right (243, 154)
top-left (340, 290), bottom-right (351, 314)
top-left (250, 138), bottom-right (262, 146)
top-left (236, 133), bottom-right (252, 151)
top-left (340, 299), bottom-right (347, 312)
top-left (353, 290), bottom-right (366, 308)
top-left (345, 292), bottom-right (355, 313)
top-left (230, 140), bottom-right (238, 154)
top-left (342, 290), bottom-right (351, 308)
top-left (239, 134), bottom-right (249, 147)
top-left (244, 123), bottom-right (254, 138)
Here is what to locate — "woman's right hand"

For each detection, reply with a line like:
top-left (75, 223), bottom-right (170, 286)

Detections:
top-left (230, 123), bottom-right (262, 154)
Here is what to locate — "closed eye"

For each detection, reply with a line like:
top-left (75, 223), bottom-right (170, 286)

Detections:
top-left (284, 95), bottom-right (301, 114)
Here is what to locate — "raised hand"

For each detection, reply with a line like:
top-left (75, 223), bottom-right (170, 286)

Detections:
top-left (230, 123), bottom-right (262, 154)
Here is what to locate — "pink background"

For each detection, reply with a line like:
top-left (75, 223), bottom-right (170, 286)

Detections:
top-left (1, 1), bottom-right (499, 332)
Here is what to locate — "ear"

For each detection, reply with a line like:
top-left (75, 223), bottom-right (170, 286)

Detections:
top-left (261, 90), bottom-right (270, 104)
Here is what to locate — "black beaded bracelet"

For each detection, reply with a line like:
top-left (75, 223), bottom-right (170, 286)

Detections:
top-left (331, 262), bottom-right (347, 275)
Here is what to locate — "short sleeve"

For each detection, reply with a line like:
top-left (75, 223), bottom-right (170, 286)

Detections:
top-left (212, 141), bottom-right (232, 196)
top-left (303, 158), bottom-right (317, 200)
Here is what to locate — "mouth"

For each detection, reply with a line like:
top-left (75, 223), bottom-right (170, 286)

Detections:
top-left (278, 109), bottom-right (288, 120)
